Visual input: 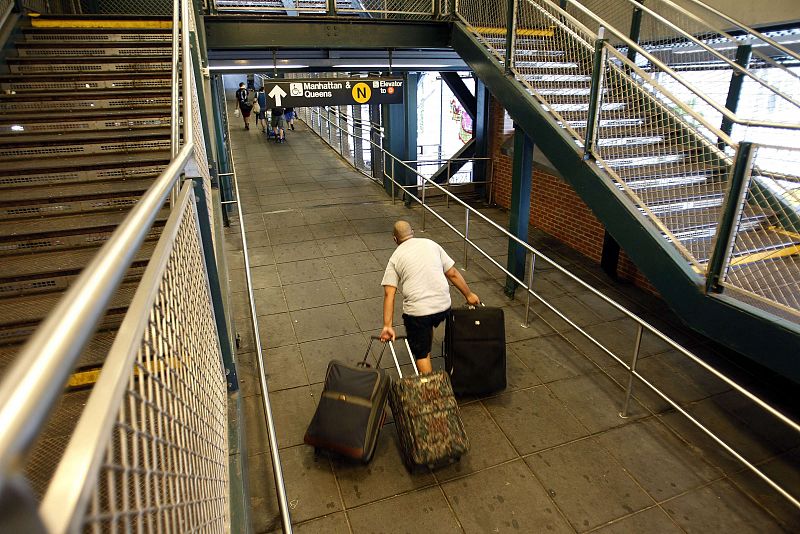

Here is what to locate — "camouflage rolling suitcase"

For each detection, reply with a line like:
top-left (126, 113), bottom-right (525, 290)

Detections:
top-left (304, 337), bottom-right (390, 463)
top-left (386, 338), bottom-right (469, 470)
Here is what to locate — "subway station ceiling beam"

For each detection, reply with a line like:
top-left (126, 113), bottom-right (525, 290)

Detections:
top-left (205, 18), bottom-right (451, 50)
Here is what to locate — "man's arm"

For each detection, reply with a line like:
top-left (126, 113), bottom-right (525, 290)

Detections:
top-left (380, 285), bottom-right (397, 342)
top-left (445, 267), bottom-right (480, 306)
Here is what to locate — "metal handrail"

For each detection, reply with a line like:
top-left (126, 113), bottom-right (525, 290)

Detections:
top-left (556, 0), bottom-right (800, 131)
top-left (0, 0), bottom-right (198, 511)
top-left (306, 105), bottom-right (800, 509)
top-left (594, 0), bottom-right (800, 111)
top-left (673, 0), bottom-right (800, 64)
top-left (219, 123), bottom-right (293, 530)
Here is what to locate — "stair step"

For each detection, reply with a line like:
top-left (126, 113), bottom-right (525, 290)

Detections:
top-left (0, 110), bottom-right (171, 135)
top-left (1, 178), bottom-right (155, 203)
top-left (0, 206), bottom-right (170, 241)
top-left (0, 129), bottom-right (171, 162)
top-left (0, 282), bottom-right (137, 345)
top-left (0, 220), bottom-right (164, 258)
top-left (2, 150), bottom-right (170, 176)
top-left (687, 227), bottom-right (800, 263)
top-left (0, 73), bottom-right (171, 92)
top-left (7, 57), bottom-right (171, 74)
top-left (0, 180), bottom-right (155, 222)
top-left (22, 28), bottom-right (171, 42)
top-left (15, 41), bottom-right (173, 58)
top-left (0, 90), bottom-right (172, 113)
top-left (632, 180), bottom-right (725, 208)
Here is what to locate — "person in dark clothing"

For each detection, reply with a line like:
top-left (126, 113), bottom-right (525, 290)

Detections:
top-left (235, 82), bottom-right (252, 130)
top-left (271, 106), bottom-right (287, 143)
top-left (284, 107), bottom-right (296, 130)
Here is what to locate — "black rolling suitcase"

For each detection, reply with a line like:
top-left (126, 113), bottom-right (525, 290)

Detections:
top-left (444, 306), bottom-right (506, 395)
top-left (304, 338), bottom-right (390, 463)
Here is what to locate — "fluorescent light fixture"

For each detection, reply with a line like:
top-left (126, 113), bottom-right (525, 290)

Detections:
top-left (10, 125), bottom-right (24, 132)
top-left (332, 63), bottom-right (464, 68)
top-left (210, 64), bottom-right (310, 71)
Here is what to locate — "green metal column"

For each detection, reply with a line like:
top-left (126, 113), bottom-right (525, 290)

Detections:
top-left (369, 104), bottom-right (383, 182)
top-left (210, 74), bottom-right (232, 227)
top-left (381, 72), bottom-right (418, 203)
top-left (705, 142), bottom-right (755, 293)
top-left (504, 0), bottom-right (519, 73)
top-left (584, 29), bottom-right (607, 159)
top-left (719, 44), bottom-right (753, 143)
top-left (190, 178), bottom-right (239, 391)
top-left (505, 125), bottom-right (534, 297)
top-left (474, 79), bottom-right (490, 197)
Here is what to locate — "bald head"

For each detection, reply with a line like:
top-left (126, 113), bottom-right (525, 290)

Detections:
top-left (393, 220), bottom-right (414, 244)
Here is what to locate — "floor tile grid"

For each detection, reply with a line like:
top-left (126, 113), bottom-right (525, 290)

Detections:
top-left (229, 115), bottom-right (793, 533)
top-left (229, 124), bottom-right (359, 534)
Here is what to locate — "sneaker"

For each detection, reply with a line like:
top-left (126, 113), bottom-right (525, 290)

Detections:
top-left (291, 124), bottom-right (295, 130)
top-left (245, 123), bottom-right (249, 130)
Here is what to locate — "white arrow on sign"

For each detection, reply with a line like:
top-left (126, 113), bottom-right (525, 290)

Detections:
top-left (268, 85), bottom-right (287, 106)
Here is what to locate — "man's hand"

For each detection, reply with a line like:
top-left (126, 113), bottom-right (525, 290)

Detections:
top-left (380, 326), bottom-right (396, 342)
top-left (466, 292), bottom-right (481, 306)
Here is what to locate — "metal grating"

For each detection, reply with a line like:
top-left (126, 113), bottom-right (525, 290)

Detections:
top-left (44, 187), bottom-right (230, 531)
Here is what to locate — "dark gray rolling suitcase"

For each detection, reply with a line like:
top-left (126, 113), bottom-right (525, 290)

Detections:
top-left (386, 338), bottom-right (469, 470)
top-left (444, 306), bottom-right (506, 395)
top-left (304, 338), bottom-right (390, 462)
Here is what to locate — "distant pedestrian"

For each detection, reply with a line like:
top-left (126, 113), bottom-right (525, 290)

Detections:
top-left (255, 87), bottom-right (267, 132)
top-left (235, 82), bottom-right (252, 130)
top-left (271, 106), bottom-right (287, 143)
top-left (284, 107), bottom-right (296, 130)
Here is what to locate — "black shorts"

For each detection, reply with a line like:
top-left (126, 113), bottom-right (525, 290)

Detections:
top-left (402, 309), bottom-right (449, 359)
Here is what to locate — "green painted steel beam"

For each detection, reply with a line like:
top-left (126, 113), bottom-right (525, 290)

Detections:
top-left (205, 18), bottom-right (451, 50)
top-left (451, 22), bottom-right (800, 382)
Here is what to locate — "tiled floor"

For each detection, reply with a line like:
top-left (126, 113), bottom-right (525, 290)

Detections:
top-left (224, 117), bottom-right (799, 533)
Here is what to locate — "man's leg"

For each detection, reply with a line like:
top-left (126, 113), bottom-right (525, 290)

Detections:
top-left (414, 327), bottom-right (435, 374)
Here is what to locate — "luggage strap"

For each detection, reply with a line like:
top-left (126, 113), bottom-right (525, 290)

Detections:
top-left (321, 390), bottom-right (373, 408)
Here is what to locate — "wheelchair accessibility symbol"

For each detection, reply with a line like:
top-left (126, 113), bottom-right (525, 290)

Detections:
top-left (352, 82), bottom-right (372, 104)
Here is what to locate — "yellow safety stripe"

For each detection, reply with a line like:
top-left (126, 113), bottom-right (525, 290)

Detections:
top-left (68, 368), bottom-right (102, 388)
top-left (768, 225), bottom-right (800, 241)
top-left (31, 18), bottom-right (172, 30)
top-left (474, 26), bottom-right (555, 37)
top-left (729, 244), bottom-right (800, 266)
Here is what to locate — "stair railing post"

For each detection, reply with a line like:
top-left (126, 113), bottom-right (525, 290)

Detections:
top-left (626, 0), bottom-right (645, 64)
top-left (504, 0), bottom-right (519, 74)
top-left (463, 208), bottom-right (470, 268)
top-left (327, 0), bottom-right (337, 16)
top-left (619, 324), bottom-right (643, 418)
top-left (522, 251), bottom-right (536, 327)
top-left (718, 44), bottom-right (753, 148)
top-left (705, 142), bottom-right (755, 293)
top-left (584, 26), bottom-right (607, 160)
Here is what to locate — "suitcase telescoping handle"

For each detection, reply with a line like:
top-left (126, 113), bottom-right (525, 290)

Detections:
top-left (369, 335), bottom-right (418, 378)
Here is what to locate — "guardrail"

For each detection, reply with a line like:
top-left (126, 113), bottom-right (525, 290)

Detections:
top-left (299, 104), bottom-right (800, 510)
top-left (0, 0), bottom-right (247, 530)
top-left (212, 0), bottom-right (437, 17)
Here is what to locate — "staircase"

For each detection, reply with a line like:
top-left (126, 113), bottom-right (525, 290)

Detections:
top-left (452, 1), bottom-right (800, 379)
top-left (0, 16), bottom-right (174, 495)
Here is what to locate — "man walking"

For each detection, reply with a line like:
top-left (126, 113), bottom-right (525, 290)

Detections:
top-left (380, 220), bottom-right (480, 373)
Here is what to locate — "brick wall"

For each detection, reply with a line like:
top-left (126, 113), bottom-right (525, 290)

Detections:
top-left (489, 99), bottom-right (658, 295)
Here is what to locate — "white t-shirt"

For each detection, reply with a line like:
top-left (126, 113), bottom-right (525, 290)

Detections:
top-left (381, 238), bottom-right (455, 316)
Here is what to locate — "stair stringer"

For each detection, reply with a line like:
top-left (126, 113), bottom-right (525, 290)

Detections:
top-left (451, 22), bottom-right (800, 383)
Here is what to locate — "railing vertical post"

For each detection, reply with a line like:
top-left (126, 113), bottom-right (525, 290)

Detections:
top-left (391, 158), bottom-right (396, 204)
top-left (433, 0), bottom-right (441, 19)
top-left (705, 142), bottom-right (755, 293)
top-left (626, 0), bottom-right (645, 64)
top-left (421, 175), bottom-right (427, 231)
top-left (446, 159), bottom-right (451, 208)
top-left (584, 27), bottom-right (607, 160)
top-left (327, 0), bottom-right (336, 16)
top-left (719, 44), bottom-right (753, 146)
top-left (620, 324), bottom-right (643, 418)
top-left (189, 177), bottom-right (238, 391)
top-left (504, 0), bottom-right (519, 74)
top-left (522, 251), bottom-right (536, 327)
top-left (463, 207), bottom-right (470, 268)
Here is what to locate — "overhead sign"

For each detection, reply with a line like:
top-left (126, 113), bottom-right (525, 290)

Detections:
top-left (262, 78), bottom-right (404, 108)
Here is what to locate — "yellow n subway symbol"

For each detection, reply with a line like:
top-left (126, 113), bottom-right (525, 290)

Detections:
top-left (352, 82), bottom-right (371, 104)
